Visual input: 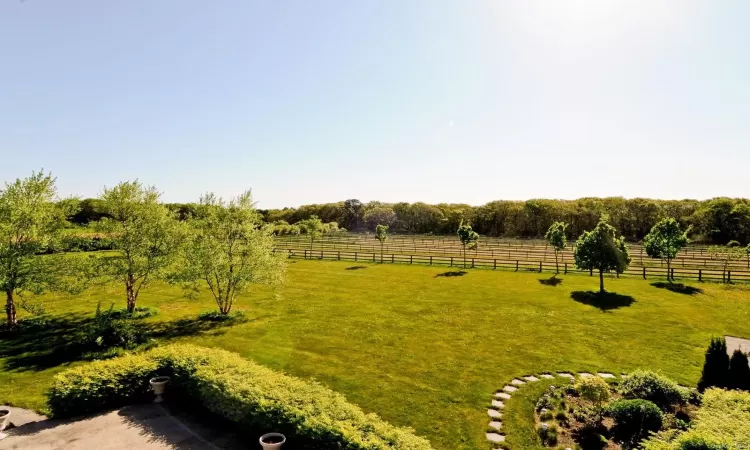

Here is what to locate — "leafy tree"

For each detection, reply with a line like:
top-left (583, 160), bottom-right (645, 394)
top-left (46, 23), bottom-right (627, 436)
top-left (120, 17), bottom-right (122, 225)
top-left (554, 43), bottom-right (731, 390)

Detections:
top-left (363, 206), bottom-right (396, 231)
top-left (728, 350), bottom-right (750, 392)
top-left (298, 215), bottom-right (323, 252)
top-left (456, 221), bottom-right (478, 269)
top-left (171, 191), bottom-right (286, 316)
top-left (698, 337), bottom-right (730, 392)
top-left (95, 181), bottom-right (181, 313)
top-left (342, 199), bottom-right (364, 231)
top-left (545, 221), bottom-right (568, 273)
top-left (643, 218), bottom-right (691, 282)
top-left (708, 241), bottom-right (744, 283)
top-left (0, 171), bottom-right (82, 328)
top-left (573, 215), bottom-right (631, 293)
top-left (375, 224), bottom-right (388, 263)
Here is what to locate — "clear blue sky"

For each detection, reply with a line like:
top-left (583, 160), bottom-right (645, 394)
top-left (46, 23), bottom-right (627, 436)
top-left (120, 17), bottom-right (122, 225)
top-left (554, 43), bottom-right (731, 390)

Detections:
top-left (1, 1), bottom-right (748, 209)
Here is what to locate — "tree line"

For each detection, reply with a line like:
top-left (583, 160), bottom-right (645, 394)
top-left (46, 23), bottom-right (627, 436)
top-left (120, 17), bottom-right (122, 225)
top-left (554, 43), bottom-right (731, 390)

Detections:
top-left (71, 197), bottom-right (750, 244)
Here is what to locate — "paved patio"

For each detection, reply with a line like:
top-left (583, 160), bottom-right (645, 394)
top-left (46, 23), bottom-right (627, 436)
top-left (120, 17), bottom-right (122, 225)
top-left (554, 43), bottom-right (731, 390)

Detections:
top-left (0, 404), bottom-right (243, 450)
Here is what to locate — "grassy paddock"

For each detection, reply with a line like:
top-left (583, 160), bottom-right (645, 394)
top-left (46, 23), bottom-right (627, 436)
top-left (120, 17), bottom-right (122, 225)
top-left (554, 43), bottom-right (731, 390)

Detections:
top-left (2, 260), bottom-right (750, 449)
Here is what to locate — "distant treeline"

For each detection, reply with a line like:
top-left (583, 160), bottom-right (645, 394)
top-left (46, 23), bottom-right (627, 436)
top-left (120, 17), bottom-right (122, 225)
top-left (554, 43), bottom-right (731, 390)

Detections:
top-left (68, 197), bottom-right (750, 244)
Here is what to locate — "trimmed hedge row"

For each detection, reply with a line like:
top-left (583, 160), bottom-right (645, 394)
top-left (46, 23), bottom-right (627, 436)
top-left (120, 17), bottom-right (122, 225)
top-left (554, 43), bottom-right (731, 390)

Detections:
top-left (48, 344), bottom-right (433, 450)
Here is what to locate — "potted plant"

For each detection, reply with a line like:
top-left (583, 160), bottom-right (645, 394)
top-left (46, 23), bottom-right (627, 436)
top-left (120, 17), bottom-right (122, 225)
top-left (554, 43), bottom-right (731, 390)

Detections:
top-left (259, 432), bottom-right (286, 450)
top-left (149, 376), bottom-right (170, 403)
top-left (0, 408), bottom-right (11, 440)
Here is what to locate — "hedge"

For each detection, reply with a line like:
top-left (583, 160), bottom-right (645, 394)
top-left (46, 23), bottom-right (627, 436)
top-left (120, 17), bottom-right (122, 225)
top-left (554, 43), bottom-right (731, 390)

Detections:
top-left (619, 370), bottom-right (687, 411)
top-left (642, 388), bottom-right (750, 450)
top-left (48, 344), bottom-right (433, 450)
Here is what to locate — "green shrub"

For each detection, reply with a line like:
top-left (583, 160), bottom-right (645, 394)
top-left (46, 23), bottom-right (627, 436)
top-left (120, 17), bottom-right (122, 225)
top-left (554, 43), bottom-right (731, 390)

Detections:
top-left (537, 424), bottom-right (558, 446)
top-left (109, 306), bottom-right (159, 320)
top-left (642, 389), bottom-right (750, 450)
top-left (727, 350), bottom-right (750, 392)
top-left (698, 337), bottom-right (730, 392)
top-left (619, 370), bottom-right (686, 410)
top-left (48, 344), bottom-right (433, 450)
top-left (82, 302), bottom-right (148, 350)
top-left (575, 376), bottom-right (611, 405)
top-left (608, 399), bottom-right (663, 447)
top-left (540, 410), bottom-right (553, 421)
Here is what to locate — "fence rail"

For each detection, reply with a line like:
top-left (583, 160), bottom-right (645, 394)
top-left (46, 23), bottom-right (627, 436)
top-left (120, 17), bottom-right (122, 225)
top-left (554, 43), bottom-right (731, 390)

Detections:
top-left (275, 248), bottom-right (750, 283)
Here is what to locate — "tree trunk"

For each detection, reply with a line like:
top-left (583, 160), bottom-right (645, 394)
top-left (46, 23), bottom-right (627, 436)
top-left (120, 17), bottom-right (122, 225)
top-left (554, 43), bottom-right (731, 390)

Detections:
top-left (5, 290), bottom-right (17, 329)
top-left (667, 257), bottom-right (672, 283)
top-left (463, 244), bottom-right (466, 269)
top-left (380, 243), bottom-right (383, 263)
top-left (555, 251), bottom-right (559, 274)
top-left (599, 270), bottom-right (605, 294)
top-left (126, 277), bottom-right (137, 313)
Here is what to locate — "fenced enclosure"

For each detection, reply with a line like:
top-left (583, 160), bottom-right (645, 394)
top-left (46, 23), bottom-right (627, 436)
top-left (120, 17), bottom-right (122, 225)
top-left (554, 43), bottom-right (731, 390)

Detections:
top-left (274, 233), bottom-right (750, 283)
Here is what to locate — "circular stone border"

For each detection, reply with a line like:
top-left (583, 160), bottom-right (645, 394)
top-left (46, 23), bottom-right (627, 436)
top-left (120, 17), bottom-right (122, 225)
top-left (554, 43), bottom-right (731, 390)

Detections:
top-left (485, 371), bottom-right (627, 448)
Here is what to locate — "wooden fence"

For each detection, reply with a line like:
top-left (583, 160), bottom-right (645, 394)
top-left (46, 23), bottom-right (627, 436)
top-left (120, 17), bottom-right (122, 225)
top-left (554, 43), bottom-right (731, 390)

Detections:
top-left (276, 248), bottom-right (750, 284)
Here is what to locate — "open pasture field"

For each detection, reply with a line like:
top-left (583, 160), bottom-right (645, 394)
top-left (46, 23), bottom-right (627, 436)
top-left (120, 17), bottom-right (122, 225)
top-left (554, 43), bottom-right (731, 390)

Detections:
top-left (275, 233), bottom-right (750, 282)
top-left (2, 260), bottom-right (750, 449)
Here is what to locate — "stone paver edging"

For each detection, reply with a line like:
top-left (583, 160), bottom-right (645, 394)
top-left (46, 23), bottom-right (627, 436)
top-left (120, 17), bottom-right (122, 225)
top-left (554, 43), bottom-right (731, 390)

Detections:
top-left (485, 371), bottom-right (624, 448)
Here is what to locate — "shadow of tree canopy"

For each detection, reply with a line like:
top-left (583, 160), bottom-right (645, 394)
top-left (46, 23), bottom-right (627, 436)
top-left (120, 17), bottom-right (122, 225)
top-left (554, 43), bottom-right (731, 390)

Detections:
top-left (345, 266), bottom-right (367, 271)
top-left (571, 291), bottom-right (636, 312)
top-left (0, 313), bottom-right (240, 372)
top-left (0, 314), bottom-right (94, 371)
top-left (539, 276), bottom-right (563, 287)
top-left (434, 271), bottom-right (468, 278)
top-left (651, 282), bottom-right (703, 295)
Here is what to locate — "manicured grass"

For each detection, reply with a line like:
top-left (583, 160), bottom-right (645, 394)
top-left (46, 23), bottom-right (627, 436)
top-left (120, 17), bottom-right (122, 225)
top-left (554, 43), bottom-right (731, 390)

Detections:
top-left (2, 260), bottom-right (750, 449)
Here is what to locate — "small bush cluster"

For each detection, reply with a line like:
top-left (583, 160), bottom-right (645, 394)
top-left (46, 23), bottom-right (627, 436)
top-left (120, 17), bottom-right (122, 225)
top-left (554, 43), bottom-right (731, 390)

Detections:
top-left (698, 337), bottom-right (750, 393)
top-left (79, 302), bottom-right (148, 351)
top-left (48, 344), bottom-right (433, 450)
top-left (642, 388), bottom-right (750, 449)
top-left (608, 399), bottom-right (663, 446)
top-left (619, 370), bottom-right (687, 411)
top-left (537, 423), bottom-right (558, 446)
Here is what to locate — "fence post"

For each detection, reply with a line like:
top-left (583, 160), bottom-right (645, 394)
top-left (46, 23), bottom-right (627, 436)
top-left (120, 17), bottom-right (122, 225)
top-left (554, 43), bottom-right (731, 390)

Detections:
top-left (643, 267), bottom-right (646, 279)
top-left (304, 249), bottom-right (307, 259)
top-left (539, 261), bottom-right (542, 273)
top-left (516, 261), bottom-right (519, 271)
top-left (392, 254), bottom-right (395, 264)
top-left (471, 258), bottom-right (475, 268)
top-left (338, 251), bottom-right (341, 261)
top-left (430, 256), bottom-right (433, 265)
top-left (450, 257), bottom-right (453, 267)
top-left (564, 263), bottom-right (567, 274)
top-left (728, 271), bottom-right (732, 283)
top-left (320, 250), bottom-right (323, 260)
top-left (410, 255), bottom-right (413, 264)
top-left (373, 253), bottom-right (375, 262)
top-left (494, 259), bottom-right (497, 270)
top-left (698, 269), bottom-right (702, 282)
top-left (354, 252), bottom-right (358, 262)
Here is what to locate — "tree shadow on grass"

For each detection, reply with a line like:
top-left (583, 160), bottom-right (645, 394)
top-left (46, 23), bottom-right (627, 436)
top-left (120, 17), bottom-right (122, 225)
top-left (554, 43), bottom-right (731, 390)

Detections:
top-left (143, 317), bottom-right (234, 340)
top-left (0, 314), bottom-right (94, 371)
top-left (434, 271), bottom-right (468, 278)
top-left (539, 276), bottom-right (563, 287)
top-left (345, 266), bottom-right (367, 271)
top-left (571, 291), bottom-right (635, 312)
top-left (0, 314), bottom-right (237, 372)
top-left (651, 282), bottom-right (703, 295)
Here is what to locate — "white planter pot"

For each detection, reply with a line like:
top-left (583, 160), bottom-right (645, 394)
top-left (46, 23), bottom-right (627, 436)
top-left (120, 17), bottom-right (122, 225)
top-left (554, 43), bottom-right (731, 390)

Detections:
top-left (0, 409), bottom-right (11, 440)
top-left (149, 376), bottom-right (170, 403)
top-left (259, 433), bottom-right (286, 450)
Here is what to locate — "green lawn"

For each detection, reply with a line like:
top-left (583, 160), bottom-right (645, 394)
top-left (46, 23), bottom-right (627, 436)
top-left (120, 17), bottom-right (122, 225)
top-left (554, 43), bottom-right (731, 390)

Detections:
top-left (2, 260), bottom-right (750, 449)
